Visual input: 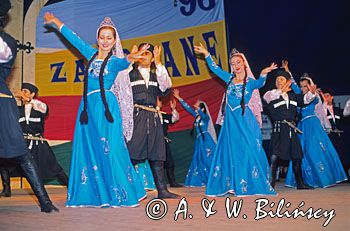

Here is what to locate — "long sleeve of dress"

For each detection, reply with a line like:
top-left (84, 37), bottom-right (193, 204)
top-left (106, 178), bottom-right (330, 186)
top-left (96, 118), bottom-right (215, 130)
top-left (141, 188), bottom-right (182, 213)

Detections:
top-left (294, 92), bottom-right (316, 107)
top-left (59, 24), bottom-right (96, 60)
top-left (314, 95), bottom-right (332, 129)
top-left (197, 108), bottom-right (209, 122)
top-left (205, 54), bottom-right (232, 83)
top-left (303, 91), bottom-right (316, 104)
top-left (291, 81), bottom-right (302, 94)
top-left (249, 76), bottom-right (267, 90)
top-left (115, 56), bottom-right (131, 72)
top-left (179, 99), bottom-right (197, 117)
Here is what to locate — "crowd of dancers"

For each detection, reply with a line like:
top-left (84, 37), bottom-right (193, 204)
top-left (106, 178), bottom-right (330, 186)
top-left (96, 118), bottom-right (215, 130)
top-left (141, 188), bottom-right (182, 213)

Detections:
top-left (0, 1), bottom-right (349, 213)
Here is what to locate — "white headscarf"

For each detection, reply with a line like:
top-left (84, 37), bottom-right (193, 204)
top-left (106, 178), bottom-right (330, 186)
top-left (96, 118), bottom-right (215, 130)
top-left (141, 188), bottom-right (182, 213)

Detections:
top-left (199, 101), bottom-right (217, 144)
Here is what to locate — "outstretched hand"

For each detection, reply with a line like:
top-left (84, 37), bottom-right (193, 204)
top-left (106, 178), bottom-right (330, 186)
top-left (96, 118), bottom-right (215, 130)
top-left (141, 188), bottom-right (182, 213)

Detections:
top-left (308, 84), bottom-right (317, 94)
top-left (170, 99), bottom-right (176, 110)
top-left (281, 60), bottom-right (290, 72)
top-left (194, 43), bottom-right (209, 56)
top-left (173, 89), bottom-right (181, 100)
top-left (127, 43), bottom-right (150, 62)
top-left (153, 45), bottom-right (162, 65)
top-left (194, 99), bottom-right (200, 110)
top-left (130, 45), bottom-right (138, 54)
top-left (44, 12), bottom-right (63, 29)
top-left (260, 62), bottom-right (278, 76)
top-left (281, 80), bottom-right (292, 93)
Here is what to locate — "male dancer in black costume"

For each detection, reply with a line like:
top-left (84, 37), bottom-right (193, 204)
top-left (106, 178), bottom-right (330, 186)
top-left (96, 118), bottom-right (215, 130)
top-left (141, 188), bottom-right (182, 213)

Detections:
top-left (321, 88), bottom-right (349, 178)
top-left (263, 68), bottom-right (316, 190)
top-left (156, 97), bottom-right (183, 187)
top-left (0, 83), bottom-right (69, 197)
top-left (0, 0), bottom-right (58, 212)
top-left (127, 44), bottom-right (180, 198)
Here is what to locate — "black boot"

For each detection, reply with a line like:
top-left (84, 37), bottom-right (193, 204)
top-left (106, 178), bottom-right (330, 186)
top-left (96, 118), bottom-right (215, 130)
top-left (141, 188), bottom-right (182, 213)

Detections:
top-left (166, 167), bottom-right (183, 188)
top-left (269, 155), bottom-right (278, 188)
top-left (56, 169), bottom-right (69, 187)
top-left (292, 159), bottom-right (313, 190)
top-left (17, 154), bottom-right (59, 213)
top-left (0, 168), bottom-right (11, 197)
top-left (150, 161), bottom-right (181, 199)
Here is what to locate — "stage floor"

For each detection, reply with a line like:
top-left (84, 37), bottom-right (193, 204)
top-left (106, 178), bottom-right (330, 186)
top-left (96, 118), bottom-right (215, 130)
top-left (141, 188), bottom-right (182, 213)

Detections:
top-left (0, 183), bottom-right (349, 231)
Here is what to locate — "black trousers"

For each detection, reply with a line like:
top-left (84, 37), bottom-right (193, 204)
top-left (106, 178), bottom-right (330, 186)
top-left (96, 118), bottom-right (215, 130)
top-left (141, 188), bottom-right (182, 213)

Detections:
top-left (164, 142), bottom-right (175, 169)
top-left (127, 110), bottom-right (166, 161)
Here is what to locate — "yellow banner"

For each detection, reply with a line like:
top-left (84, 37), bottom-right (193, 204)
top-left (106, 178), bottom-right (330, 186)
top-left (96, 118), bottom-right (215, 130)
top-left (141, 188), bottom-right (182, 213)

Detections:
top-left (35, 21), bottom-right (228, 96)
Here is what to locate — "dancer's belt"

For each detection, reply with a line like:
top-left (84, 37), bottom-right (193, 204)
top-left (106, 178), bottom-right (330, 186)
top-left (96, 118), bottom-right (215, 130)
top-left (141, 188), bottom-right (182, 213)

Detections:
top-left (23, 133), bottom-right (47, 150)
top-left (328, 129), bottom-right (344, 134)
top-left (274, 120), bottom-right (303, 134)
top-left (282, 120), bottom-right (303, 134)
top-left (0, 93), bottom-right (13, 98)
top-left (23, 133), bottom-right (47, 142)
top-left (134, 104), bottom-right (166, 114)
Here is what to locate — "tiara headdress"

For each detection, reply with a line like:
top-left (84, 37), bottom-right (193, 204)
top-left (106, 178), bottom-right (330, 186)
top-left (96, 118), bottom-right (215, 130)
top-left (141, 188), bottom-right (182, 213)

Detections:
top-left (98, 17), bottom-right (116, 29)
top-left (230, 48), bottom-right (240, 58)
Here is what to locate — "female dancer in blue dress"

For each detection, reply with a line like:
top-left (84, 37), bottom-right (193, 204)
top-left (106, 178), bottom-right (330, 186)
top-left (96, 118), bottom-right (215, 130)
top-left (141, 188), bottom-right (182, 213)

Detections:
top-left (194, 44), bottom-right (277, 196)
top-left (285, 72), bottom-right (348, 188)
top-left (44, 13), bottom-right (148, 207)
top-left (173, 89), bottom-right (217, 187)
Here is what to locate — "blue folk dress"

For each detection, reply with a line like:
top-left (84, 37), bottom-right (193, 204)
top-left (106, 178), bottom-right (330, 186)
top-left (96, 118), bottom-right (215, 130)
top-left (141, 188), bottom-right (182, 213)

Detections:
top-left (58, 25), bottom-right (146, 207)
top-left (285, 94), bottom-right (348, 188)
top-left (179, 99), bottom-right (216, 187)
top-left (204, 55), bottom-right (276, 197)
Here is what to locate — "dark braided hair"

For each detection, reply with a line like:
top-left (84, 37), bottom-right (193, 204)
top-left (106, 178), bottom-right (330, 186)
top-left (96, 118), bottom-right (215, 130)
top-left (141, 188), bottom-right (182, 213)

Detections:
top-left (98, 50), bottom-right (114, 123)
top-left (80, 50), bottom-right (114, 124)
top-left (220, 75), bottom-right (234, 116)
top-left (80, 51), bottom-right (98, 124)
top-left (240, 71), bottom-right (248, 116)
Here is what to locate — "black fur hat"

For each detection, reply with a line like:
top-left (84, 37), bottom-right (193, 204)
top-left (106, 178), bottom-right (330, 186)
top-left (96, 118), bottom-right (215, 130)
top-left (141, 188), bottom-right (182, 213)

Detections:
top-left (322, 88), bottom-right (334, 96)
top-left (269, 68), bottom-right (291, 80)
top-left (22, 82), bottom-right (39, 95)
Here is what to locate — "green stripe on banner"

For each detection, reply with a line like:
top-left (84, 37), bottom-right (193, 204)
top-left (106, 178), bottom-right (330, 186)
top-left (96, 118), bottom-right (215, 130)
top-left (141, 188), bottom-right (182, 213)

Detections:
top-left (167, 129), bottom-right (195, 182)
top-left (44, 142), bottom-right (72, 185)
top-left (47, 129), bottom-right (196, 185)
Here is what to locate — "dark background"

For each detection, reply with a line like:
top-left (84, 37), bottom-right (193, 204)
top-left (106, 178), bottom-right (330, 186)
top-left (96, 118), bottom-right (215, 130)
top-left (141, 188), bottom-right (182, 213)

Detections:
top-left (224, 0), bottom-right (350, 94)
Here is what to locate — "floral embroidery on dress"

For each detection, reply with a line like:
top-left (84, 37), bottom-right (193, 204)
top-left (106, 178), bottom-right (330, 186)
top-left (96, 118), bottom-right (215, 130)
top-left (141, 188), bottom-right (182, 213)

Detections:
top-left (89, 60), bottom-right (109, 78)
top-left (240, 179), bottom-right (247, 193)
top-left (81, 167), bottom-right (88, 184)
top-left (252, 166), bottom-right (259, 179)
top-left (101, 137), bottom-right (110, 154)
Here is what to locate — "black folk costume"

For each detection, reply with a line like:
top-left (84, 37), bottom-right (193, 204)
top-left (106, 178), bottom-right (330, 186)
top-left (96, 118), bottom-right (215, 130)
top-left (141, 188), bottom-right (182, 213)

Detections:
top-left (322, 93), bottom-right (350, 178)
top-left (0, 1), bottom-right (58, 212)
top-left (126, 47), bottom-right (179, 198)
top-left (18, 86), bottom-right (68, 185)
top-left (157, 107), bottom-right (182, 187)
top-left (1, 95), bottom-right (68, 197)
top-left (263, 69), bottom-right (314, 189)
